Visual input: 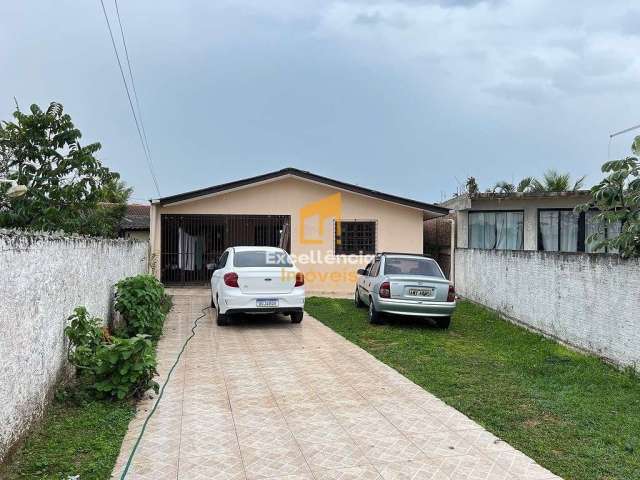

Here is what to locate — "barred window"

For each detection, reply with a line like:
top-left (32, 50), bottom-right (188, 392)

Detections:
top-left (335, 221), bottom-right (376, 255)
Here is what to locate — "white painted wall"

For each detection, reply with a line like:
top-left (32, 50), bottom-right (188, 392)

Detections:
top-left (0, 230), bottom-right (148, 462)
top-left (455, 248), bottom-right (640, 369)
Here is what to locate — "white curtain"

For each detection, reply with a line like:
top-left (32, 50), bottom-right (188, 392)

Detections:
top-left (470, 211), bottom-right (523, 250)
top-left (539, 211), bottom-right (559, 251)
top-left (469, 212), bottom-right (485, 248)
top-left (484, 212), bottom-right (497, 249)
top-left (495, 213), bottom-right (507, 249)
top-left (507, 212), bottom-right (524, 250)
top-left (178, 227), bottom-right (196, 271)
top-left (560, 211), bottom-right (579, 252)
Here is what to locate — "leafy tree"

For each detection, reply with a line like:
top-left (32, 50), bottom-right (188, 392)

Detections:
top-left (0, 102), bottom-right (129, 237)
top-left (576, 136), bottom-right (640, 257)
top-left (93, 178), bottom-right (133, 237)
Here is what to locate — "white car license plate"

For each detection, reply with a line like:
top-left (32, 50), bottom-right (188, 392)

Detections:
top-left (407, 288), bottom-right (434, 297)
top-left (256, 298), bottom-right (279, 308)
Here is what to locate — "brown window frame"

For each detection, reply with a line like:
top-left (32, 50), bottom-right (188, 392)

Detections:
top-left (334, 220), bottom-right (376, 255)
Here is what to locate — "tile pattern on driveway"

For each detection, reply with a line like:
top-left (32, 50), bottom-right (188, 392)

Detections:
top-left (112, 291), bottom-right (562, 480)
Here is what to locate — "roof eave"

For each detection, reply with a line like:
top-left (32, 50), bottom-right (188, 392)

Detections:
top-left (155, 168), bottom-right (448, 216)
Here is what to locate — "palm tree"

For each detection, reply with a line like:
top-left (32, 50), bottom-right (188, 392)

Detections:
top-left (492, 181), bottom-right (515, 193)
top-left (492, 172), bottom-right (586, 194)
top-left (529, 170), bottom-right (586, 192)
top-left (516, 176), bottom-right (536, 192)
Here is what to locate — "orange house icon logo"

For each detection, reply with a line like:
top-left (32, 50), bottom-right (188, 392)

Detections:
top-left (299, 193), bottom-right (342, 246)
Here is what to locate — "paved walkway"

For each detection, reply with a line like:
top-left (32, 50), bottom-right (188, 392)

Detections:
top-left (112, 291), bottom-right (561, 480)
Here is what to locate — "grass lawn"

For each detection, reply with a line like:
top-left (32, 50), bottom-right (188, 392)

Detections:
top-left (1, 394), bottom-right (135, 480)
top-left (305, 297), bottom-right (640, 480)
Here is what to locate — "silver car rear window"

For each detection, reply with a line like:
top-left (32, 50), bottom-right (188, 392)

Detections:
top-left (383, 257), bottom-right (442, 277)
top-left (233, 250), bottom-right (293, 268)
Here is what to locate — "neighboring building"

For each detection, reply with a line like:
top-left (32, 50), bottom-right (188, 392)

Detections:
top-left (119, 204), bottom-right (150, 241)
top-left (442, 191), bottom-right (637, 372)
top-left (441, 191), bottom-right (620, 254)
top-left (423, 213), bottom-right (454, 279)
top-left (149, 168), bottom-right (447, 293)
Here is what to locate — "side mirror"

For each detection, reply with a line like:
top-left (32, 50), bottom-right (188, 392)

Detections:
top-left (357, 268), bottom-right (366, 276)
top-left (207, 262), bottom-right (218, 271)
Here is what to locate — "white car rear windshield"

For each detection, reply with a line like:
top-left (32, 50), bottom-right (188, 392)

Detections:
top-left (384, 257), bottom-right (442, 277)
top-left (233, 250), bottom-right (293, 268)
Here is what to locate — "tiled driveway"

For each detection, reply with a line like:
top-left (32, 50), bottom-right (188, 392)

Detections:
top-left (112, 290), bottom-right (561, 480)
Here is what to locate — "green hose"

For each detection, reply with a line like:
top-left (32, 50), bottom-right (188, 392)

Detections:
top-left (119, 305), bottom-right (210, 479)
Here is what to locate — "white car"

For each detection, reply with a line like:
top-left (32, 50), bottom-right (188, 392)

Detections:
top-left (210, 246), bottom-right (305, 326)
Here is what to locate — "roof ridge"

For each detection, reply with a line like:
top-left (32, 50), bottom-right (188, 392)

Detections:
top-left (155, 167), bottom-right (447, 215)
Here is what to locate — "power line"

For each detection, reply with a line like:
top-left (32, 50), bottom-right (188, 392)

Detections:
top-left (98, 0), bottom-right (161, 197)
top-left (113, 0), bottom-right (152, 159)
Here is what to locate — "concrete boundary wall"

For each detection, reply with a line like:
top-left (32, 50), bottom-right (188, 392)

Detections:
top-left (455, 248), bottom-right (640, 369)
top-left (0, 230), bottom-right (148, 463)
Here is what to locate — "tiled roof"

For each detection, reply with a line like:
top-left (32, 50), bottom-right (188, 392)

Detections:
top-left (120, 204), bottom-right (150, 231)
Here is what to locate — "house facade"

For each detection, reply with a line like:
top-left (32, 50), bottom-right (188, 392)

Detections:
top-left (150, 168), bottom-right (447, 294)
top-left (442, 191), bottom-right (620, 254)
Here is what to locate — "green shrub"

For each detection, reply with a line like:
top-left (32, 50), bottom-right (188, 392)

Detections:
top-left (114, 274), bottom-right (170, 340)
top-left (92, 335), bottom-right (158, 399)
top-left (64, 308), bottom-right (158, 400)
top-left (65, 307), bottom-right (105, 368)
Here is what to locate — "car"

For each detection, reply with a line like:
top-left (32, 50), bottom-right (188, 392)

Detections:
top-left (354, 252), bottom-right (456, 328)
top-left (210, 246), bottom-right (305, 326)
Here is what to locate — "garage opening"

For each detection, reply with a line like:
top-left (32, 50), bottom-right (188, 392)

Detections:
top-left (160, 214), bottom-right (291, 285)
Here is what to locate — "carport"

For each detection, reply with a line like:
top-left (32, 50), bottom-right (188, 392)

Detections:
top-left (160, 214), bottom-right (290, 285)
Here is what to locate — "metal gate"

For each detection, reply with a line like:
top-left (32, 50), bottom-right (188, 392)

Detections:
top-left (160, 214), bottom-right (291, 285)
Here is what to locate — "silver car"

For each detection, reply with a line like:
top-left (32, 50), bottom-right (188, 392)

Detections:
top-left (355, 253), bottom-right (456, 328)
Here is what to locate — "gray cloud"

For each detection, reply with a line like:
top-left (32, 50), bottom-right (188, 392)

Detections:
top-left (353, 10), bottom-right (410, 28)
top-left (1, 0), bottom-right (638, 202)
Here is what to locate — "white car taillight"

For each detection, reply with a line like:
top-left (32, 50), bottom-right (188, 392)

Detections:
top-left (224, 272), bottom-right (239, 288)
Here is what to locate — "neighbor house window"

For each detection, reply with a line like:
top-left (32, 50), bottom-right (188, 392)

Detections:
top-left (585, 211), bottom-right (621, 254)
top-left (335, 221), bottom-right (376, 255)
top-left (538, 210), bottom-right (580, 252)
top-left (468, 211), bottom-right (524, 250)
top-left (538, 209), bottom-right (621, 253)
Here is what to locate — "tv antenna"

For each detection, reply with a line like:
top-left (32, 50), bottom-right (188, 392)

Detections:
top-left (608, 123), bottom-right (640, 160)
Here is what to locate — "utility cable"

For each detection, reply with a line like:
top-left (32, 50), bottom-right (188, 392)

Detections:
top-left (98, 0), bottom-right (161, 197)
top-left (119, 305), bottom-right (210, 479)
top-left (113, 0), bottom-right (153, 166)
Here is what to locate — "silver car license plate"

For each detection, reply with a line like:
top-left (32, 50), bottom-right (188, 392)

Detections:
top-left (407, 288), bottom-right (433, 297)
top-left (256, 298), bottom-right (279, 307)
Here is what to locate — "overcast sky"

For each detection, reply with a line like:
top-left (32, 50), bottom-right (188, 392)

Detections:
top-left (2, 1), bottom-right (639, 203)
